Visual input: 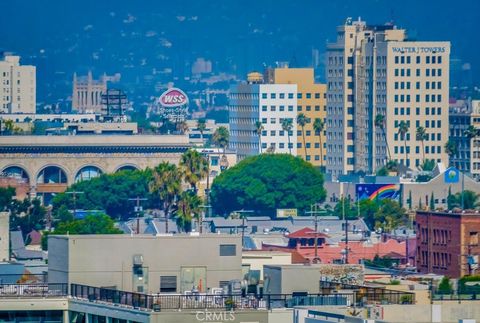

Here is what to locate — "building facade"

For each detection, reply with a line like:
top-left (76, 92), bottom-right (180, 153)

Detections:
top-left (274, 68), bottom-right (327, 167)
top-left (48, 234), bottom-right (242, 294)
top-left (471, 101), bottom-right (480, 180)
top-left (416, 210), bottom-right (480, 278)
top-left (229, 81), bottom-right (297, 160)
top-left (72, 72), bottom-right (107, 114)
top-left (326, 18), bottom-right (450, 179)
top-left (0, 55), bottom-right (36, 114)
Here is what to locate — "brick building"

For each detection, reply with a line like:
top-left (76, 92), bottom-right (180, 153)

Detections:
top-left (416, 210), bottom-right (480, 278)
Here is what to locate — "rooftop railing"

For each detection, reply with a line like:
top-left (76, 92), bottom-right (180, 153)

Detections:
top-left (0, 283), bottom-right (68, 298)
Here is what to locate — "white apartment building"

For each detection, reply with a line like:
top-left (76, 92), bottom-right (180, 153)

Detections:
top-left (0, 55), bottom-right (36, 114)
top-left (229, 82), bottom-right (297, 160)
top-left (326, 18), bottom-right (449, 179)
top-left (471, 100), bottom-right (480, 180)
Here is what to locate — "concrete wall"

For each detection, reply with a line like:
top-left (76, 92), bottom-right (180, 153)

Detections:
top-left (48, 234), bottom-right (242, 294)
top-left (242, 251), bottom-right (292, 280)
top-left (0, 212), bottom-right (9, 261)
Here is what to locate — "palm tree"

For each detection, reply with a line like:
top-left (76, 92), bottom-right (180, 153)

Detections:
top-left (452, 190), bottom-right (480, 210)
top-left (444, 139), bottom-right (458, 167)
top-left (3, 120), bottom-right (14, 135)
top-left (196, 119), bottom-right (207, 146)
top-left (297, 113), bottom-right (307, 158)
top-left (416, 126), bottom-right (427, 163)
top-left (281, 118), bottom-right (293, 154)
top-left (398, 121), bottom-right (409, 167)
top-left (177, 121), bottom-right (189, 134)
top-left (176, 191), bottom-right (202, 232)
top-left (179, 149), bottom-right (209, 193)
top-left (464, 125), bottom-right (480, 140)
top-left (255, 121), bottom-right (264, 153)
top-left (149, 162), bottom-right (182, 233)
top-left (212, 126), bottom-right (229, 156)
top-left (420, 159), bottom-right (436, 172)
top-left (313, 118), bottom-right (325, 171)
top-left (375, 114), bottom-right (391, 164)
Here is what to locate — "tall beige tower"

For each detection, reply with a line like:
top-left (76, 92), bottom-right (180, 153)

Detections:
top-left (0, 55), bottom-right (36, 114)
top-left (72, 71), bottom-right (107, 114)
top-left (326, 18), bottom-right (449, 179)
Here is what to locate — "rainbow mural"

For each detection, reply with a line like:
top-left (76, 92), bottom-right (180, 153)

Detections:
top-left (356, 183), bottom-right (401, 201)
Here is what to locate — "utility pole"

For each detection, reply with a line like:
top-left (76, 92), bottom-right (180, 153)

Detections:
top-left (65, 191), bottom-right (84, 217)
top-left (234, 210), bottom-right (253, 250)
top-left (306, 203), bottom-right (324, 264)
top-left (128, 197), bottom-right (147, 234)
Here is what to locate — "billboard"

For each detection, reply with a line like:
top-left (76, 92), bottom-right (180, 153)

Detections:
top-left (156, 88), bottom-right (189, 122)
top-left (356, 183), bottom-right (401, 202)
top-left (276, 209), bottom-right (297, 218)
top-left (444, 167), bottom-right (460, 183)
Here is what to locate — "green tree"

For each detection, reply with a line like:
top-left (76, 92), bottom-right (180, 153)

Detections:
top-left (420, 159), bottom-right (436, 172)
top-left (375, 114), bottom-right (391, 164)
top-left (179, 149), bottom-right (208, 193)
top-left (197, 119), bottom-right (207, 145)
top-left (430, 192), bottom-right (435, 210)
top-left (464, 125), bottom-right (480, 141)
top-left (255, 121), bottom-right (264, 153)
top-left (149, 162), bottom-right (182, 233)
top-left (444, 140), bottom-right (458, 166)
top-left (281, 118), bottom-right (293, 154)
top-left (451, 190), bottom-right (480, 210)
top-left (212, 126), bottom-right (230, 155)
top-left (297, 113), bottom-right (308, 158)
top-left (416, 126), bottom-right (427, 163)
top-left (52, 169), bottom-right (153, 220)
top-left (447, 186), bottom-right (454, 210)
top-left (313, 118), bottom-right (325, 171)
top-left (211, 154), bottom-right (326, 216)
top-left (176, 121), bottom-right (189, 134)
top-left (398, 121), bottom-right (409, 167)
top-left (438, 277), bottom-right (453, 295)
top-left (42, 214), bottom-right (122, 250)
top-left (176, 191), bottom-right (202, 232)
top-left (0, 187), bottom-right (16, 210)
top-left (376, 167), bottom-right (389, 176)
top-left (374, 199), bottom-right (407, 232)
top-left (10, 198), bottom-right (46, 234)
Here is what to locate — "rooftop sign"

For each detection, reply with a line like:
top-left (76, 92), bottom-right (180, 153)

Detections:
top-left (159, 88), bottom-right (189, 108)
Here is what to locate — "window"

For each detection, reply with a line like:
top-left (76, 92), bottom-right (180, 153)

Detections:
top-left (270, 130), bottom-right (276, 136)
top-left (211, 157), bottom-right (219, 166)
top-left (288, 105), bottom-right (293, 111)
top-left (160, 276), bottom-right (177, 293)
top-left (271, 93), bottom-right (276, 99)
top-left (288, 93), bottom-right (294, 99)
top-left (279, 93), bottom-right (285, 99)
top-left (297, 93), bottom-right (302, 99)
top-left (262, 105), bottom-right (267, 111)
top-left (416, 56), bottom-right (421, 64)
top-left (220, 244), bottom-right (237, 256)
top-left (416, 69), bottom-right (420, 77)
top-left (262, 118), bottom-right (267, 123)
top-left (279, 105), bottom-right (285, 111)
top-left (426, 56), bottom-right (430, 64)
top-left (262, 93), bottom-right (267, 99)
top-left (438, 56), bottom-right (442, 64)
top-left (315, 93), bottom-right (320, 99)
top-left (297, 105), bottom-right (302, 111)
top-left (271, 105), bottom-right (276, 111)
top-left (306, 93), bottom-right (311, 99)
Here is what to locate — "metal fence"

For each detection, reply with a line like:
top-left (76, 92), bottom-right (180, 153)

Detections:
top-left (319, 281), bottom-right (415, 305)
top-left (0, 283), bottom-right (67, 297)
top-left (70, 284), bottom-right (351, 311)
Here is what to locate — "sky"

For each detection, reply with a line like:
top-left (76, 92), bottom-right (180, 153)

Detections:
top-left (0, 0), bottom-right (478, 103)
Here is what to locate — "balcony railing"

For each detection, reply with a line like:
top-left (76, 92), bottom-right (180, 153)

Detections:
top-left (0, 283), bottom-right (68, 297)
top-left (70, 284), bottom-right (350, 312)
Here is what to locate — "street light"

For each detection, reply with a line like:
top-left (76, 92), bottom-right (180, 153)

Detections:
top-left (128, 196), bottom-right (147, 234)
top-left (65, 191), bottom-right (84, 217)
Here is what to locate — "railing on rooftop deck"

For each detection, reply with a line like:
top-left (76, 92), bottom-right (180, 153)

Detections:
top-left (70, 284), bottom-right (351, 311)
top-left (319, 281), bottom-right (415, 305)
top-left (0, 283), bottom-right (68, 297)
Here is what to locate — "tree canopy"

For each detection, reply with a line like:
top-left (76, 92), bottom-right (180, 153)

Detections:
top-left (52, 169), bottom-right (154, 220)
top-left (210, 154), bottom-right (326, 216)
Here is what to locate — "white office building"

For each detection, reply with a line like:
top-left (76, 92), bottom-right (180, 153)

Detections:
top-left (229, 81), bottom-right (297, 160)
top-left (326, 18), bottom-right (450, 179)
top-left (0, 55), bottom-right (36, 114)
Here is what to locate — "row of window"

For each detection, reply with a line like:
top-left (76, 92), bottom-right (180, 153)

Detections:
top-left (394, 94), bottom-right (442, 103)
top-left (394, 106), bottom-right (442, 116)
top-left (394, 145), bottom-right (442, 154)
top-left (394, 55), bottom-right (443, 65)
top-left (394, 68), bottom-right (443, 77)
top-left (261, 105), bottom-right (295, 112)
top-left (260, 92), bottom-right (325, 100)
top-left (394, 81), bottom-right (442, 90)
top-left (261, 142), bottom-right (294, 149)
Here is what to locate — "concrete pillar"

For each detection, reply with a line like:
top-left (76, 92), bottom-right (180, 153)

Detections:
top-left (0, 212), bottom-right (10, 261)
top-left (63, 310), bottom-right (69, 323)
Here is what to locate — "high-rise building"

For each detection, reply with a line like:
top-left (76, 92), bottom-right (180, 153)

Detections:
top-left (72, 72), bottom-right (107, 114)
top-left (449, 99), bottom-right (480, 181)
top-left (274, 68), bottom-right (327, 167)
top-left (0, 55), bottom-right (36, 114)
top-left (229, 73), bottom-right (297, 160)
top-left (326, 18), bottom-right (450, 179)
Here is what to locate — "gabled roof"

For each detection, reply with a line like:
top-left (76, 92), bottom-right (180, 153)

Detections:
top-left (287, 227), bottom-right (329, 239)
